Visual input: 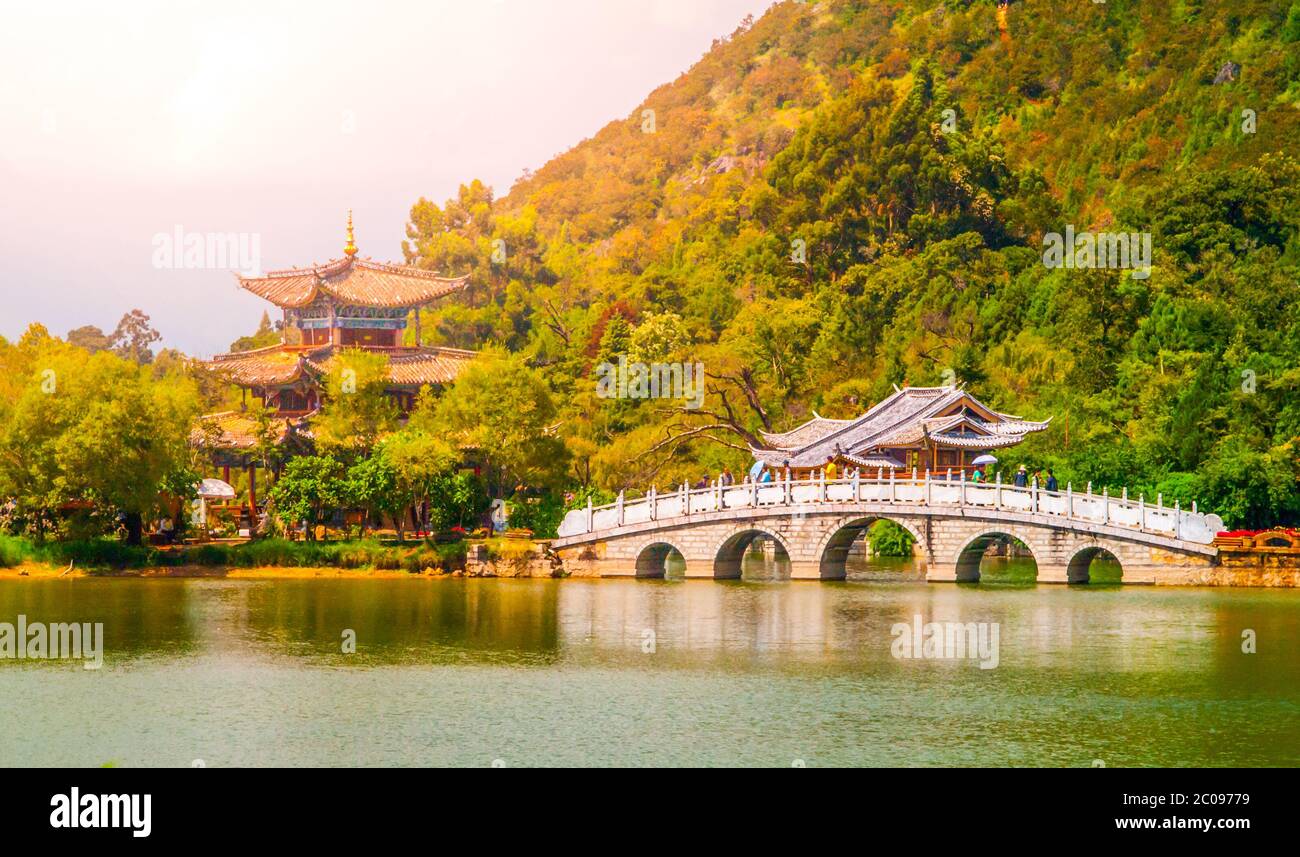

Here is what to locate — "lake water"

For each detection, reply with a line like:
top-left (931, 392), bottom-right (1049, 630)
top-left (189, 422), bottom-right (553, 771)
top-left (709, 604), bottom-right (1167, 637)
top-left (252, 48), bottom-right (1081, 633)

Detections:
top-left (1, 567), bottom-right (1297, 767)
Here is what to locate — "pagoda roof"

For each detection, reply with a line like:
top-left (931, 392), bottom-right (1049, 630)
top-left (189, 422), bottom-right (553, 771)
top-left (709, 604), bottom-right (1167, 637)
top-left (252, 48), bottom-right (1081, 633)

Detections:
top-left (752, 385), bottom-right (1050, 468)
top-left (205, 344), bottom-right (311, 387)
top-left (203, 344), bottom-right (476, 388)
top-left (238, 256), bottom-right (467, 309)
top-left (190, 410), bottom-right (308, 452)
top-left (757, 413), bottom-right (855, 448)
top-left (308, 346), bottom-right (477, 387)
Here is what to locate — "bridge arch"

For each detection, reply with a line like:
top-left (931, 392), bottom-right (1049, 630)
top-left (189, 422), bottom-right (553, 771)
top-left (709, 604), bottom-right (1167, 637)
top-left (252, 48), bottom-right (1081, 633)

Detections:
top-left (815, 516), bottom-right (927, 581)
top-left (711, 527), bottom-right (792, 580)
top-left (1066, 544), bottom-right (1123, 584)
top-left (632, 540), bottom-right (687, 579)
top-left (952, 529), bottom-right (1045, 583)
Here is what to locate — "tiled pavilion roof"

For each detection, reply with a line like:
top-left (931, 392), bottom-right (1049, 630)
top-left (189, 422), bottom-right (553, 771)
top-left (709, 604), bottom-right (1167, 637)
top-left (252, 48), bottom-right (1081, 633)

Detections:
top-left (203, 344), bottom-right (476, 389)
top-left (238, 256), bottom-right (467, 309)
top-left (190, 411), bottom-right (307, 452)
top-left (752, 385), bottom-right (1051, 469)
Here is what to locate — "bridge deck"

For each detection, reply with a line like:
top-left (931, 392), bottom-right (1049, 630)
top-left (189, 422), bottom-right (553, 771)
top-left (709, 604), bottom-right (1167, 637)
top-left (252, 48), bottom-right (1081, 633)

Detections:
top-left (555, 474), bottom-right (1222, 554)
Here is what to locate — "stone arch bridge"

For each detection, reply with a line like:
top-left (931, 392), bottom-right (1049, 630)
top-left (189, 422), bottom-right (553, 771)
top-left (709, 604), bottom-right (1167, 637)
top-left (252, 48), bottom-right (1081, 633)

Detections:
top-left (552, 473), bottom-right (1223, 584)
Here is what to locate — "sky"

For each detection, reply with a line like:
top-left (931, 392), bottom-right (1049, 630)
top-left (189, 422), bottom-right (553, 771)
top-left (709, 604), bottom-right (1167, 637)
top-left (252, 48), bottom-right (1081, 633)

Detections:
top-left (0, 0), bottom-right (773, 357)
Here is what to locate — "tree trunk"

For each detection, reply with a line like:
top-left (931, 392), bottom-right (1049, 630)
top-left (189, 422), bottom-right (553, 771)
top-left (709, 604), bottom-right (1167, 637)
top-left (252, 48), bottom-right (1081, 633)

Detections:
top-left (124, 512), bottom-right (143, 546)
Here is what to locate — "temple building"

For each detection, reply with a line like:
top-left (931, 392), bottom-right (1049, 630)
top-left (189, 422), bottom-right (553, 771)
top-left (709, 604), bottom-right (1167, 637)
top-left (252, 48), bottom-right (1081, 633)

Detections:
top-left (751, 384), bottom-right (1051, 479)
top-left (192, 214), bottom-right (474, 523)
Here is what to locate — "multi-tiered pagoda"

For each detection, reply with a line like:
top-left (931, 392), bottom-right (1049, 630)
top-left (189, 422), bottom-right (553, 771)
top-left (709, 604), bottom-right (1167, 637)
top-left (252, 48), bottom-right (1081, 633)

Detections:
top-left (193, 214), bottom-right (474, 520)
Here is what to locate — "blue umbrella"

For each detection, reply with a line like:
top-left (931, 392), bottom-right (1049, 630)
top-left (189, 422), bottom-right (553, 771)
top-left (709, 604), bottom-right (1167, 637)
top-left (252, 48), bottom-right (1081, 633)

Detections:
top-left (748, 460), bottom-right (766, 481)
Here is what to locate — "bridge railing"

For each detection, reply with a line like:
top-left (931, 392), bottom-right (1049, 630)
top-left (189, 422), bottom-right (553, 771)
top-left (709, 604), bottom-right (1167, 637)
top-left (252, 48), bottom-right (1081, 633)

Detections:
top-left (557, 471), bottom-right (1224, 545)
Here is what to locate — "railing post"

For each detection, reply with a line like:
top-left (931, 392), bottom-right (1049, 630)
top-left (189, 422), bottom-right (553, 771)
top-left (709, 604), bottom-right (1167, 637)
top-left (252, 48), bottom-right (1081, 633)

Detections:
top-left (1031, 477), bottom-right (1038, 514)
top-left (751, 476), bottom-right (758, 508)
top-left (1138, 494), bottom-right (1145, 531)
top-left (1067, 482), bottom-right (1073, 519)
top-left (783, 468), bottom-right (791, 505)
top-left (995, 472), bottom-right (1002, 509)
top-left (958, 469), bottom-right (965, 506)
top-left (1102, 487), bottom-right (1110, 524)
top-left (925, 469), bottom-right (931, 506)
top-left (649, 486), bottom-right (657, 521)
top-left (1174, 500), bottom-right (1182, 540)
top-left (585, 495), bottom-right (593, 532)
top-left (852, 467), bottom-right (860, 501)
top-left (820, 468), bottom-right (827, 503)
top-left (889, 468), bottom-right (896, 503)
top-left (616, 490), bottom-right (625, 527)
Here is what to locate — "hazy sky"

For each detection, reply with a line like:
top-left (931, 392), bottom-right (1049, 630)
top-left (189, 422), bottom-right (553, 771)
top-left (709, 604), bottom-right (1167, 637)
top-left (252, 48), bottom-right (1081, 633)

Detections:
top-left (0, 0), bottom-right (772, 356)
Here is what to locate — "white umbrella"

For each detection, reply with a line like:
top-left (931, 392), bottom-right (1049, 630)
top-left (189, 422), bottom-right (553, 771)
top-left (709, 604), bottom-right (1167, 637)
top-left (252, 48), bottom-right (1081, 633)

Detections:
top-left (971, 454), bottom-right (999, 466)
top-left (196, 478), bottom-right (236, 500)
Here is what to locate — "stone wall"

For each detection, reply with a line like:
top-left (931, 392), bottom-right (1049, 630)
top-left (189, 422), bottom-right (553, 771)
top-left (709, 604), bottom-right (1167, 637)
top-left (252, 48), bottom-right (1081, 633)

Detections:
top-left (464, 542), bottom-right (563, 578)
top-left (1207, 547), bottom-right (1300, 587)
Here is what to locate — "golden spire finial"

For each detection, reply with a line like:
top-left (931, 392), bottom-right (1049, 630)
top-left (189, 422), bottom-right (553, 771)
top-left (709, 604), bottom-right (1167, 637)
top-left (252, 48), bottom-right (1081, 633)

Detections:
top-left (343, 210), bottom-right (358, 258)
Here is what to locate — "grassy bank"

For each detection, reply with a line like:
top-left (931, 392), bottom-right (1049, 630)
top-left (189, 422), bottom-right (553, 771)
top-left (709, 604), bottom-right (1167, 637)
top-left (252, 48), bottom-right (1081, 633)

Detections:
top-left (0, 535), bottom-right (467, 574)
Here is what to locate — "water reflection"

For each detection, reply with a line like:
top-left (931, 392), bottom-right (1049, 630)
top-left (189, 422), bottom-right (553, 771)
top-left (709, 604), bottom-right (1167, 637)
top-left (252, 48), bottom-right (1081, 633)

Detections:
top-left (239, 580), bottom-right (561, 664)
top-left (0, 580), bottom-right (198, 660)
top-left (0, 576), bottom-right (1293, 680)
top-left (0, 578), bottom-right (1297, 766)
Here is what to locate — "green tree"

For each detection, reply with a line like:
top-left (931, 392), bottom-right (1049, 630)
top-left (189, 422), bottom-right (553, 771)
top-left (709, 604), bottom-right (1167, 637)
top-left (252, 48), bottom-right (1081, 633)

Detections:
top-left (109, 310), bottom-right (162, 366)
top-left (312, 349), bottom-right (400, 453)
top-left (0, 325), bottom-right (199, 544)
top-left (426, 471), bottom-right (491, 532)
top-left (229, 312), bottom-right (281, 353)
top-left (418, 347), bottom-right (568, 497)
top-left (268, 456), bottom-right (344, 539)
top-left (345, 452), bottom-right (401, 539)
top-left (67, 325), bottom-right (112, 354)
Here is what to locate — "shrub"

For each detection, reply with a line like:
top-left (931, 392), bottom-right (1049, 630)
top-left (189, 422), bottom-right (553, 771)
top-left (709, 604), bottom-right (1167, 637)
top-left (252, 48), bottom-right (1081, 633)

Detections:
top-left (869, 520), bottom-right (916, 557)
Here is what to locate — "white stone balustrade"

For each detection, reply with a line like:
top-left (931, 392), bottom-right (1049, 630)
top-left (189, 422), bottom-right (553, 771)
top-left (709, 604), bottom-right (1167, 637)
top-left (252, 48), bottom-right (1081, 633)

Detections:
top-left (560, 472), bottom-right (1224, 546)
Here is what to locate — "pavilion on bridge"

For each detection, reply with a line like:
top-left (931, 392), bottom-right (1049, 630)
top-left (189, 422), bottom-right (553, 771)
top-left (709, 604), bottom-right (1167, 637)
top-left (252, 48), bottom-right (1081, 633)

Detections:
top-left (751, 384), bottom-right (1051, 481)
top-left (191, 214), bottom-right (475, 525)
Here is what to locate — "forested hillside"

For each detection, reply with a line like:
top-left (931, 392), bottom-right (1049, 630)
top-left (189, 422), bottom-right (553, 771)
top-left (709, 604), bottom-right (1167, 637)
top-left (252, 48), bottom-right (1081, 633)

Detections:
top-left (401, 0), bottom-right (1300, 527)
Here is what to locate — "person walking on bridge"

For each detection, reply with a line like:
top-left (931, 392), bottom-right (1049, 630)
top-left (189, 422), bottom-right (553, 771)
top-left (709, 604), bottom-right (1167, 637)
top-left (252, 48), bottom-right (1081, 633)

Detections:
top-left (824, 456), bottom-right (839, 481)
top-left (1014, 465), bottom-right (1029, 488)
